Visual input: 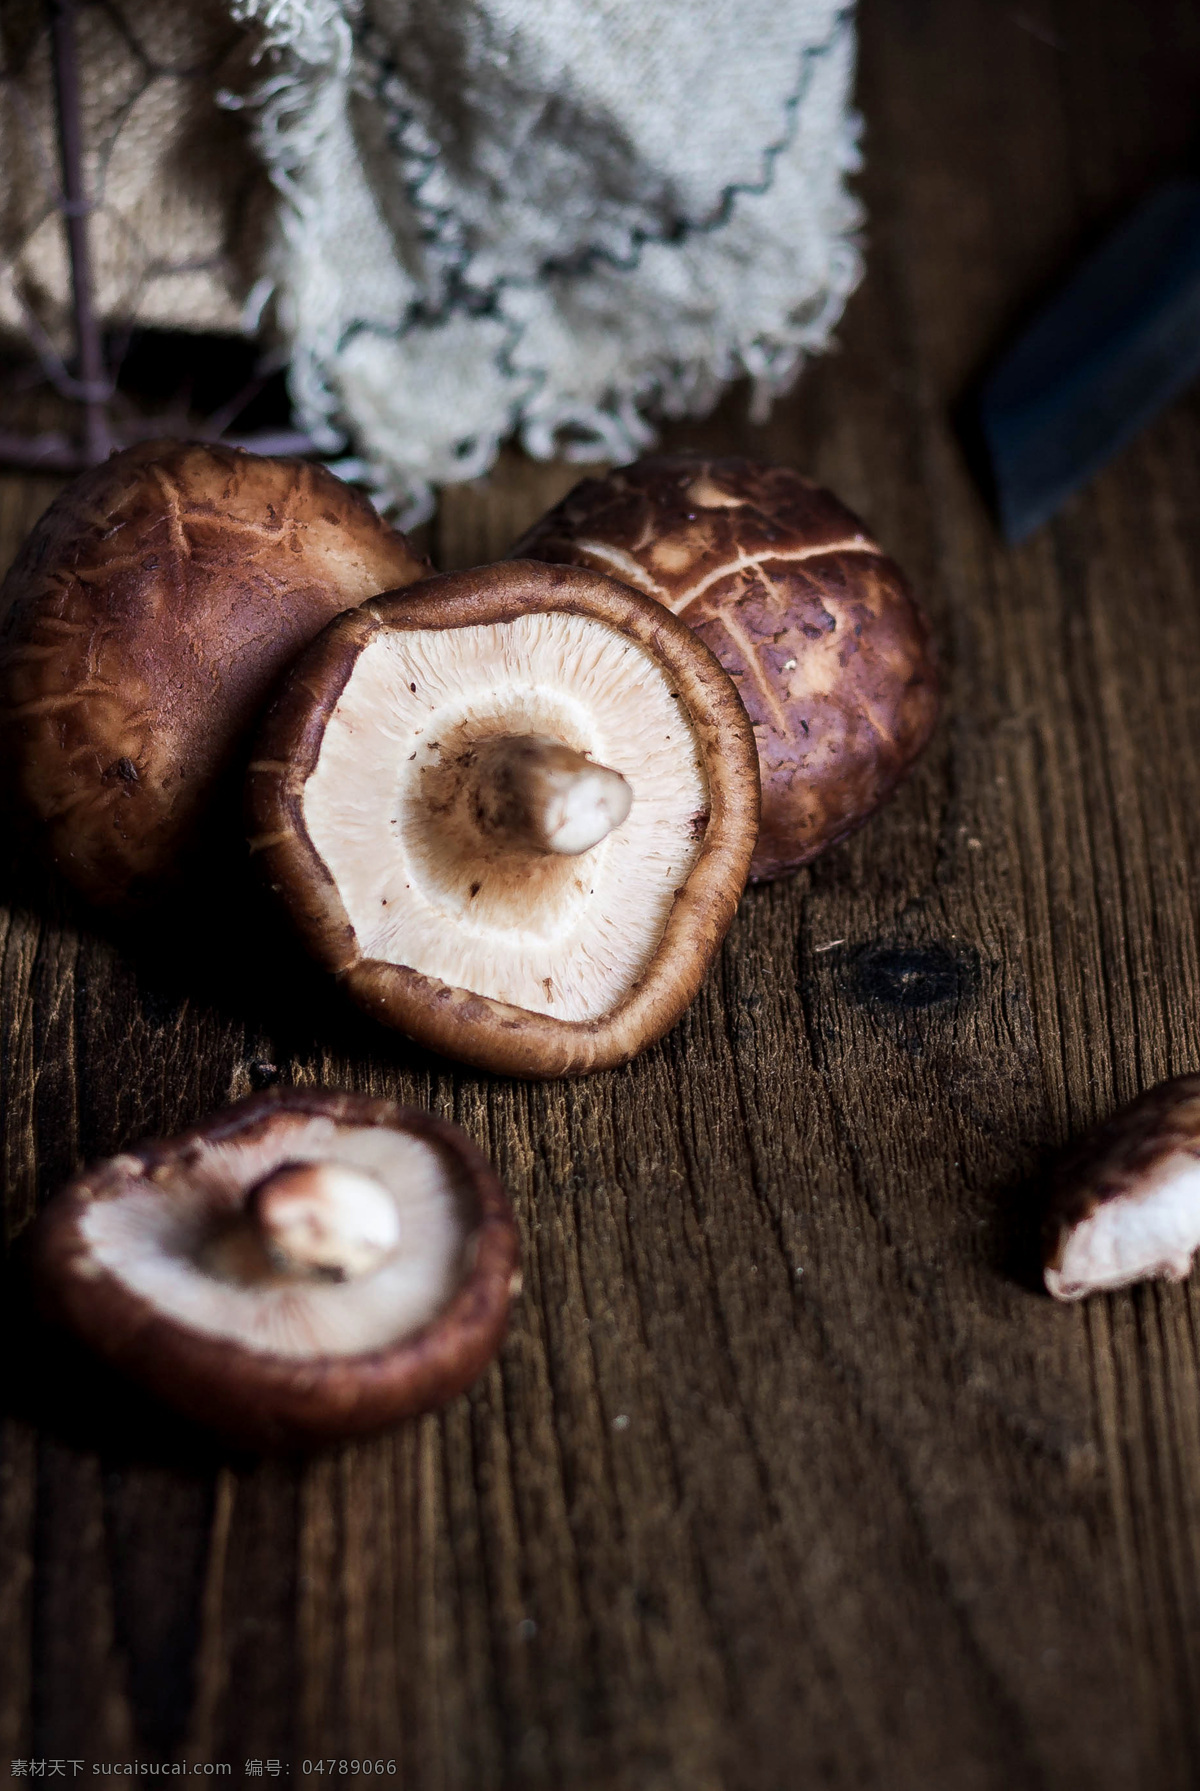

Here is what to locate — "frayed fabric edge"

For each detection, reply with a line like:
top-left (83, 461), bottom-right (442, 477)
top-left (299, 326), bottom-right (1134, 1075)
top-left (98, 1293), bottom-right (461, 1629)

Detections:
top-left (225, 0), bottom-right (865, 529)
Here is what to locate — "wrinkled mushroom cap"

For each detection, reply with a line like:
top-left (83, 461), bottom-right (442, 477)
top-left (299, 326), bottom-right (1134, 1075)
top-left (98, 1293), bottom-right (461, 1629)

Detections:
top-left (512, 455), bottom-right (940, 882)
top-left (1045, 1075), bottom-right (1200, 1299)
top-left (247, 560), bottom-right (760, 1077)
top-left (29, 1088), bottom-right (519, 1446)
top-left (0, 440), bottom-right (427, 909)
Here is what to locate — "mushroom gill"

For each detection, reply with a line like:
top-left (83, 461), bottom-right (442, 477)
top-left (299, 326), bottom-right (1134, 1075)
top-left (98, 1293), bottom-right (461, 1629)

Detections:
top-left (78, 1114), bottom-right (467, 1357)
top-left (300, 609), bottom-right (709, 1022)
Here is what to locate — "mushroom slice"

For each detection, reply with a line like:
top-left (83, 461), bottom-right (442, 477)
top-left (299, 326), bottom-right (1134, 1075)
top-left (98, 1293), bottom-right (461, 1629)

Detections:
top-left (247, 560), bottom-right (760, 1077)
top-left (29, 1088), bottom-right (519, 1446)
top-left (0, 440), bottom-right (427, 910)
top-left (1045, 1076), bottom-right (1200, 1300)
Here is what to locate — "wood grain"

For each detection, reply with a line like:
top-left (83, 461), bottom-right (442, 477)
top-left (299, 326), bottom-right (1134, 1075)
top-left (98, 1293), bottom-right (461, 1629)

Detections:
top-left (5, 1), bottom-right (1200, 1783)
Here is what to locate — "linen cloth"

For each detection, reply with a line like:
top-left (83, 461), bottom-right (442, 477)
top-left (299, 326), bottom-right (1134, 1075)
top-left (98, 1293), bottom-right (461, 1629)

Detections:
top-left (229, 0), bottom-right (863, 521)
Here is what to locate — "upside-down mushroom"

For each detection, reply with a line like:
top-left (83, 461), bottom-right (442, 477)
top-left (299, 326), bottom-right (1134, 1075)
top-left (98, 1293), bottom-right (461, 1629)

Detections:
top-left (1045, 1075), bottom-right (1200, 1300)
top-left (29, 1088), bottom-right (519, 1446)
top-left (0, 440), bottom-right (427, 909)
top-left (512, 455), bottom-right (939, 882)
top-left (247, 559), bottom-right (760, 1077)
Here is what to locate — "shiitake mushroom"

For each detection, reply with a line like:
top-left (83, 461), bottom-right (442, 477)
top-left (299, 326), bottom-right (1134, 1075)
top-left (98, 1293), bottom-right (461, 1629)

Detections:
top-left (1045, 1076), bottom-right (1200, 1300)
top-left (0, 440), bottom-right (427, 910)
top-left (246, 559), bottom-right (761, 1077)
top-left (513, 455), bottom-right (939, 882)
top-left (29, 1087), bottom-right (520, 1447)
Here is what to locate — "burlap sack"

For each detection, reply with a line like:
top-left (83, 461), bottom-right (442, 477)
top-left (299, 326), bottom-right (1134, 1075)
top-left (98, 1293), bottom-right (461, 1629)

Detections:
top-left (0, 0), bottom-right (265, 351)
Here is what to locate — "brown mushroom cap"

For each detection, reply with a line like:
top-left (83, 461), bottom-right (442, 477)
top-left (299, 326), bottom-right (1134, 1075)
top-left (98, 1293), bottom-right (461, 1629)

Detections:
top-left (247, 559), bottom-right (760, 1077)
top-left (512, 455), bottom-right (940, 882)
top-left (0, 440), bottom-right (428, 909)
top-left (28, 1087), bottom-right (519, 1446)
top-left (1045, 1075), bottom-right (1200, 1300)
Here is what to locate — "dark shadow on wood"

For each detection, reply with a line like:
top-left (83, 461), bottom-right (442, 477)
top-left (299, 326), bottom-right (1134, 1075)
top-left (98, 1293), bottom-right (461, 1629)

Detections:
top-left (0, 1247), bottom-right (384, 1469)
top-left (0, 1249), bottom-right (237, 1470)
top-left (982, 1149), bottom-right (1057, 1295)
top-left (0, 822), bottom-right (440, 1106)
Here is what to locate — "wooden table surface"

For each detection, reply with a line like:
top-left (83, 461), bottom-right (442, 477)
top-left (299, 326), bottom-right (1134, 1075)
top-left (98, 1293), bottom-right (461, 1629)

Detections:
top-left (5, 1), bottom-right (1200, 1784)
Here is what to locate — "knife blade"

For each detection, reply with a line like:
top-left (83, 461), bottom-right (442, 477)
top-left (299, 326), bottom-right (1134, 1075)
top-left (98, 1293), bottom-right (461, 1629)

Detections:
top-left (976, 176), bottom-right (1200, 542)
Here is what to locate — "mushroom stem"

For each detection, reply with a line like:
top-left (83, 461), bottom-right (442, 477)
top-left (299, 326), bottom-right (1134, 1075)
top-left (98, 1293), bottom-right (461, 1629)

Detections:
top-left (468, 735), bottom-right (632, 856)
top-left (250, 1161), bottom-right (402, 1281)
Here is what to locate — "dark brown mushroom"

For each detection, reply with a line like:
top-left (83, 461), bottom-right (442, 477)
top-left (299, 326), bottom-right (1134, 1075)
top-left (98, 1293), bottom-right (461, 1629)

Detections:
top-left (1044, 1075), bottom-right (1200, 1300)
top-left (28, 1087), bottom-right (519, 1446)
top-left (247, 558), bottom-right (761, 1077)
top-left (512, 455), bottom-right (939, 882)
top-left (0, 440), bottom-right (428, 909)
